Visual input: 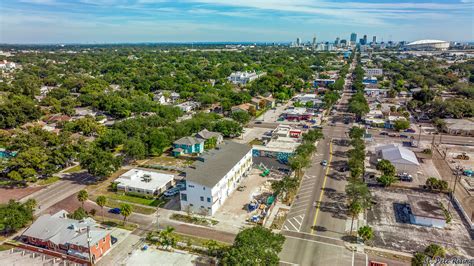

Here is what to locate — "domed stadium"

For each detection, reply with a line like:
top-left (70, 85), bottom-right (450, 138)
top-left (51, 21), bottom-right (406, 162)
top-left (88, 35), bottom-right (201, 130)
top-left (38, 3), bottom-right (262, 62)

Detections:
top-left (405, 39), bottom-right (450, 50)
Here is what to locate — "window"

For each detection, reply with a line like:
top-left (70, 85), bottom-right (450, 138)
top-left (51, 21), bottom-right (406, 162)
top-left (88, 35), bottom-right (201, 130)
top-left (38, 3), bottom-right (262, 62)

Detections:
top-left (200, 196), bottom-right (204, 201)
top-left (207, 197), bottom-right (211, 203)
top-left (190, 204), bottom-right (194, 207)
top-left (181, 194), bottom-right (187, 201)
top-left (188, 184), bottom-right (195, 188)
top-left (203, 187), bottom-right (205, 190)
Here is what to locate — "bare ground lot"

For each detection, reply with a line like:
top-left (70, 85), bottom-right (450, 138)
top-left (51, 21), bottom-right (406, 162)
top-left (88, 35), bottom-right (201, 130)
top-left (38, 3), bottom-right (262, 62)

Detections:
top-left (212, 168), bottom-right (274, 234)
top-left (367, 188), bottom-right (474, 258)
top-left (0, 186), bottom-right (43, 204)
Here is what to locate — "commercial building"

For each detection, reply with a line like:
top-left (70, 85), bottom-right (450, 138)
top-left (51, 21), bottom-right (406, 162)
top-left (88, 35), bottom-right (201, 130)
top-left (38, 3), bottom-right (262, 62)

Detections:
top-left (350, 33), bottom-right (357, 45)
top-left (253, 125), bottom-right (302, 163)
top-left (180, 141), bottom-right (252, 216)
top-left (405, 40), bottom-right (450, 50)
top-left (227, 71), bottom-right (265, 85)
top-left (281, 107), bottom-right (315, 121)
top-left (364, 68), bottom-right (383, 77)
top-left (114, 168), bottom-right (175, 196)
top-left (376, 144), bottom-right (420, 176)
top-left (442, 119), bottom-right (474, 136)
top-left (293, 94), bottom-right (323, 107)
top-left (314, 78), bottom-right (336, 87)
top-left (408, 196), bottom-right (447, 228)
top-left (21, 210), bottom-right (111, 263)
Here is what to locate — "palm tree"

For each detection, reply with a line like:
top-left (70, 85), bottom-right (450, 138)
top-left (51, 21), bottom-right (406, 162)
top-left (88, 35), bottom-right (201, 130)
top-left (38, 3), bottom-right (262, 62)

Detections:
top-left (120, 203), bottom-right (132, 225)
top-left (348, 200), bottom-right (362, 235)
top-left (159, 226), bottom-right (177, 250)
top-left (77, 190), bottom-right (88, 209)
top-left (424, 244), bottom-right (446, 258)
top-left (95, 196), bottom-right (107, 221)
top-left (288, 155), bottom-right (311, 179)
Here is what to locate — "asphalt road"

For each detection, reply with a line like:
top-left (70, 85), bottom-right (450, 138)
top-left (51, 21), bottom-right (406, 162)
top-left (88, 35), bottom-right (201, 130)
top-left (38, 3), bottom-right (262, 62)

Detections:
top-left (279, 63), bottom-right (363, 265)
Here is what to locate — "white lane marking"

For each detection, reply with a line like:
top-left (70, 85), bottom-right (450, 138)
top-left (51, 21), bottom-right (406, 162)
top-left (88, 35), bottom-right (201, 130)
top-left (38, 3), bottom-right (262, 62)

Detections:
top-left (283, 235), bottom-right (343, 248)
top-left (287, 219), bottom-right (298, 231)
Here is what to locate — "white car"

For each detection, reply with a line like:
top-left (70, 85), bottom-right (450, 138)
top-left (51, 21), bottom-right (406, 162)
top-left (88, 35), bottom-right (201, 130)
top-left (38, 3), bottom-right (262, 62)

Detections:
top-left (164, 187), bottom-right (180, 197)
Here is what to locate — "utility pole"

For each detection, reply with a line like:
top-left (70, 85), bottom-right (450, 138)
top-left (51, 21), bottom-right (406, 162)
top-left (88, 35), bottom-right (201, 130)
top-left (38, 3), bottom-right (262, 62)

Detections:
top-left (417, 124), bottom-right (422, 146)
top-left (451, 165), bottom-right (462, 201)
top-left (87, 226), bottom-right (93, 265)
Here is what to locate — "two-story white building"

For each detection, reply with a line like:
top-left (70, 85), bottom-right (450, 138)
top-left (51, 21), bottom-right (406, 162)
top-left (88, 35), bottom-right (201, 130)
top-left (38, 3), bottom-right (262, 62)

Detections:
top-left (180, 141), bottom-right (252, 216)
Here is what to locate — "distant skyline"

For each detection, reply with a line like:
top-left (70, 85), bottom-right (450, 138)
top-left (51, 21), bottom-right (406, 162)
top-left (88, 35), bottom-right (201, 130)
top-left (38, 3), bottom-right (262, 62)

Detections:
top-left (1, 0), bottom-right (473, 44)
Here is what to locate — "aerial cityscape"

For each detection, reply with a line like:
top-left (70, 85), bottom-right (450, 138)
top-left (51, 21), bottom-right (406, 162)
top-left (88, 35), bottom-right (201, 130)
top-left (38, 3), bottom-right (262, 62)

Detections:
top-left (0, 1), bottom-right (473, 266)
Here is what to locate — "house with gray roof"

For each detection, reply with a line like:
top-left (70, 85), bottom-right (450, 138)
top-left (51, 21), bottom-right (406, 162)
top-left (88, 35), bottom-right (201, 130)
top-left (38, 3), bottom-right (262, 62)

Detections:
top-left (180, 141), bottom-right (252, 216)
top-left (21, 210), bottom-right (111, 263)
top-left (172, 136), bottom-right (205, 157)
top-left (195, 129), bottom-right (223, 145)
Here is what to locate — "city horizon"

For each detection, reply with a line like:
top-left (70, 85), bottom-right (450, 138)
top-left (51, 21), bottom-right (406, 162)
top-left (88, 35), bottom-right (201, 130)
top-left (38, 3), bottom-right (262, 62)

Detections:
top-left (1, 0), bottom-right (473, 44)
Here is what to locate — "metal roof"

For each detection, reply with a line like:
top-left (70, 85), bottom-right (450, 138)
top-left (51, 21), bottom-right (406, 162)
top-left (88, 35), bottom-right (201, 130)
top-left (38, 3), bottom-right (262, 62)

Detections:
top-left (185, 141), bottom-right (251, 188)
top-left (22, 211), bottom-right (108, 248)
top-left (376, 144), bottom-right (419, 166)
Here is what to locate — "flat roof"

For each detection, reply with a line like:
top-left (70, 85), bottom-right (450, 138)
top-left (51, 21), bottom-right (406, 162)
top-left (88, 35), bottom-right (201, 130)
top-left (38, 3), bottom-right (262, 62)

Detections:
top-left (185, 141), bottom-right (252, 188)
top-left (115, 168), bottom-right (174, 191)
top-left (408, 195), bottom-right (446, 220)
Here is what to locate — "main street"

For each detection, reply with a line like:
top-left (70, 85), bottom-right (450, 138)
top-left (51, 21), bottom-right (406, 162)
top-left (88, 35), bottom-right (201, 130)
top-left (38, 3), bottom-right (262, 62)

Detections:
top-left (279, 62), bottom-right (367, 265)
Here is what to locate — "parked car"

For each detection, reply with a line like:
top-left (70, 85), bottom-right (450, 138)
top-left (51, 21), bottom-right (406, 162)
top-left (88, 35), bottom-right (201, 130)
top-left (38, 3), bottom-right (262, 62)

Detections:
top-left (380, 132), bottom-right (389, 136)
top-left (321, 160), bottom-right (328, 166)
top-left (111, 236), bottom-right (118, 245)
top-left (399, 134), bottom-right (409, 138)
top-left (176, 183), bottom-right (186, 191)
top-left (397, 173), bottom-right (413, 182)
top-left (109, 208), bottom-right (121, 214)
top-left (255, 121), bottom-right (262, 124)
top-left (164, 187), bottom-right (180, 197)
top-left (405, 128), bottom-right (416, 133)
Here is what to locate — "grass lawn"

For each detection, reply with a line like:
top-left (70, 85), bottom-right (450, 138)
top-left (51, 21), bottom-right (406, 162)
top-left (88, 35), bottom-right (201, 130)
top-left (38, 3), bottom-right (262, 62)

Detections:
top-left (172, 232), bottom-right (229, 247)
top-left (248, 138), bottom-right (264, 146)
top-left (37, 176), bottom-right (60, 186)
top-left (104, 199), bottom-right (156, 215)
top-left (63, 165), bottom-right (82, 173)
top-left (170, 213), bottom-right (218, 227)
top-left (106, 193), bottom-right (169, 207)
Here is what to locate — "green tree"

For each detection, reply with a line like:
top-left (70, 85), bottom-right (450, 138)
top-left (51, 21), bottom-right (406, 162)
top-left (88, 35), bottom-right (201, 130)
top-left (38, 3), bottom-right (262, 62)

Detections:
top-left (77, 190), bottom-right (88, 208)
top-left (377, 175), bottom-right (398, 187)
top-left (120, 203), bottom-right (132, 225)
top-left (357, 225), bottom-right (373, 243)
top-left (0, 200), bottom-right (35, 234)
top-left (349, 126), bottom-right (365, 140)
top-left (288, 155), bottom-right (311, 178)
top-left (69, 207), bottom-right (88, 220)
top-left (124, 138), bottom-right (146, 160)
top-left (231, 111), bottom-right (251, 124)
top-left (204, 136), bottom-right (218, 150)
top-left (96, 195), bottom-right (107, 221)
top-left (80, 146), bottom-right (122, 179)
top-left (221, 226), bottom-right (285, 266)
top-left (394, 120), bottom-right (410, 131)
top-left (271, 176), bottom-right (299, 202)
top-left (204, 239), bottom-right (224, 258)
top-left (376, 159), bottom-right (396, 176)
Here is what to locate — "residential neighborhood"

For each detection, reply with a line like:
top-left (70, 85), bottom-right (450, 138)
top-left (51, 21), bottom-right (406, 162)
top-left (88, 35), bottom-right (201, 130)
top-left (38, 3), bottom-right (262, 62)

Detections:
top-left (1, 31), bottom-right (473, 266)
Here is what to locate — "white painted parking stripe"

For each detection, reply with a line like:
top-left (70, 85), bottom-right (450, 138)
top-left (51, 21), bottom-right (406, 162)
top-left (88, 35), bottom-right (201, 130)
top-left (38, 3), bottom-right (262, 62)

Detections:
top-left (287, 219), bottom-right (298, 231)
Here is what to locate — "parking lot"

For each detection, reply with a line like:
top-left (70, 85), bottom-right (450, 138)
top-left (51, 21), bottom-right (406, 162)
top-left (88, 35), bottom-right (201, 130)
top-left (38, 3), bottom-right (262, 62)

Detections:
top-left (367, 188), bottom-right (474, 258)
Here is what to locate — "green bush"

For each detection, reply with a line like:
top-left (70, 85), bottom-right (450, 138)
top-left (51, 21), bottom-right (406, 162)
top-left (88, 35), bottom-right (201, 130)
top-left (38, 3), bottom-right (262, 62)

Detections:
top-left (125, 191), bottom-right (155, 200)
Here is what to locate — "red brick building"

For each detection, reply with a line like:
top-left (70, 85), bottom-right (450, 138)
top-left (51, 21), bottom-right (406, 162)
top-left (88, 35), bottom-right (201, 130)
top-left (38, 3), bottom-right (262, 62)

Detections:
top-left (22, 210), bottom-right (111, 264)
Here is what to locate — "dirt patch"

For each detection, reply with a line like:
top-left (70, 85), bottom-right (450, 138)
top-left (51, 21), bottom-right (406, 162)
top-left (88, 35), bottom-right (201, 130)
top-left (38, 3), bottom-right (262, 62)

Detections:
top-left (367, 188), bottom-right (474, 258)
top-left (0, 186), bottom-right (43, 204)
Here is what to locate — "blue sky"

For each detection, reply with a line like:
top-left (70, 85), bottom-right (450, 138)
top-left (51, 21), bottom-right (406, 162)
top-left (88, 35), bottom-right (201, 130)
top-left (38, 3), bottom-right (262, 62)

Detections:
top-left (1, 0), bottom-right (473, 43)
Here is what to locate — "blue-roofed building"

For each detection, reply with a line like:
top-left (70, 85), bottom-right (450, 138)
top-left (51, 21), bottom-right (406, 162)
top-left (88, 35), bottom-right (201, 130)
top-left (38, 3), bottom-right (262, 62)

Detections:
top-left (172, 137), bottom-right (205, 157)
